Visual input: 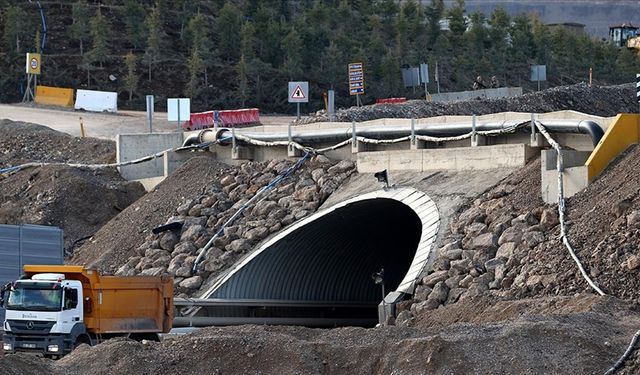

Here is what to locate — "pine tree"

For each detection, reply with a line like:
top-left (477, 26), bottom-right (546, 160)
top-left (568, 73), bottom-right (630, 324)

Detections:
top-left (282, 27), bottom-right (303, 80)
top-left (69, 0), bottom-right (90, 55)
top-left (217, 2), bottom-right (242, 61)
top-left (237, 53), bottom-right (249, 107)
top-left (186, 48), bottom-right (204, 97)
top-left (123, 0), bottom-right (147, 50)
top-left (3, 5), bottom-right (31, 55)
top-left (188, 13), bottom-right (214, 85)
top-left (144, 6), bottom-right (164, 81)
top-left (123, 51), bottom-right (139, 101)
top-left (86, 8), bottom-right (110, 68)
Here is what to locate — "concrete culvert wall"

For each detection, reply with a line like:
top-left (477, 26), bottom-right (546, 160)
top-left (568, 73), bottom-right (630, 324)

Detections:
top-left (211, 198), bottom-right (422, 301)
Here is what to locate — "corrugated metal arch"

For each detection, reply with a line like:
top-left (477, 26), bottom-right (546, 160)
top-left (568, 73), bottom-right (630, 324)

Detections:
top-left (200, 187), bottom-right (439, 302)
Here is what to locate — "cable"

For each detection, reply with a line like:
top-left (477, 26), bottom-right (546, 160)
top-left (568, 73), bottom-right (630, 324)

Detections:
top-left (533, 120), bottom-right (605, 296)
top-left (0, 137), bottom-right (230, 176)
top-left (604, 329), bottom-right (640, 375)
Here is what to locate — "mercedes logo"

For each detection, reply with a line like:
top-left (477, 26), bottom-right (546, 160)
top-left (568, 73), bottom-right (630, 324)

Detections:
top-left (26, 321), bottom-right (34, 329)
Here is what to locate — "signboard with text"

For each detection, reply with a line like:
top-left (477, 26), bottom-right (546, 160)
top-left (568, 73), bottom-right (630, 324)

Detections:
top-left (348, 62), bottom-right (365, 96)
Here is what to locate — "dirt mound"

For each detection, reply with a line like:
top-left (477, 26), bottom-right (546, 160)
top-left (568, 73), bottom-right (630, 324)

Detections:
top-left (0, 353), bottom-right (52, 375)
top-left (0, 165), bottom-right (144, 254)
top-left (0, 120), bottom-right (115, 167)
top-left (300, 83), bottom-right (637, 124)
top-left (70, 156), bottom-right (237, 272)
top-left (0, 296), bottom-right (617, 374)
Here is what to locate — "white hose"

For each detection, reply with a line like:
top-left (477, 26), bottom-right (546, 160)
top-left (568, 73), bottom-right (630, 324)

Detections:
top-left (533, 120), bottom-right (605, 296)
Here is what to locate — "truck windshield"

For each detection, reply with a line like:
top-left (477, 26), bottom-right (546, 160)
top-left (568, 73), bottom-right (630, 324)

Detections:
top-left (6, 282), bottom-right (62, 312)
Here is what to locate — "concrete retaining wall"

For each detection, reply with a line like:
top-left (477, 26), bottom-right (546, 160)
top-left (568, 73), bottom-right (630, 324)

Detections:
top-left (117, 133), bottom-right (184, 180)
top-left (430, 87), bottom-right (523, 103)
top-left (357, 144), bottom-right (537, 173)
top-left (541, 149), bottom-right (591, 204)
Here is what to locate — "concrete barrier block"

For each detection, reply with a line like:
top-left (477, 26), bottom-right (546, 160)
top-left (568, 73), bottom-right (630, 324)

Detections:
top-left (35, 86), bottom-right (74, 107)
top-left (75, 89), bottom-right (118, 112)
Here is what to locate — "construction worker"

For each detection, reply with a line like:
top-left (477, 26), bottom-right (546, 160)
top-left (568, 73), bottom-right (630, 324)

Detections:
top-left (472, 75), bottom-right (486, 90)
top-left (490, 76), bottom-right (500, 88)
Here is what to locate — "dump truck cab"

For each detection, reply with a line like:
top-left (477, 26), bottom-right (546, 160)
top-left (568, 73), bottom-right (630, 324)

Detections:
top-left (2, 265), bottom-right (173, 357)
top-left (2, 272), bottom-right (85, 356)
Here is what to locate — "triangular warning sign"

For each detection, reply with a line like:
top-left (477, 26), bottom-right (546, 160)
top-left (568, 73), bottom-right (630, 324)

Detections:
top-left (291, 85), bottom-right (306, 99)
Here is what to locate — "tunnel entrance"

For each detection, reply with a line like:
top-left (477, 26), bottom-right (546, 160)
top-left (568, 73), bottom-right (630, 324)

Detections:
top-left (182, 188), bottom-right (440, 327)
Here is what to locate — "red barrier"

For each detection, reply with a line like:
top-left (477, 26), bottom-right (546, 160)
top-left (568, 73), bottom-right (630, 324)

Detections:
top-left (375, 97), bottom-right (407, 105)
top-left (183, 108), bottom-right (260, 131)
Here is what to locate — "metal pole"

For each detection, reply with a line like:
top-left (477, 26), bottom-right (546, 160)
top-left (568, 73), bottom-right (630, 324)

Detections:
top-left (351, 120), bottom-right (356, 148)
top-left (177, 100), bottom-right (181, 130)
top-left (424, 81), bottom-right (428, 101)
top-left (471, 114), bottom-right (477, 145)
top-left (296, 102), bottom-right (300, 120)
top-left (146, 95), bottom-right (154, 133)
top-left (411, 118), bottom-right (416, 146)
top-left (537, 66), bottom-right (541, 91)
top-left (436, 61), bottom-right (441, 94)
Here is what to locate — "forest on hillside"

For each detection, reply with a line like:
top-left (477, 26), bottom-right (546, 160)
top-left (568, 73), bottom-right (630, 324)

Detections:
top-left (1, 0), bottom-right (639, 113)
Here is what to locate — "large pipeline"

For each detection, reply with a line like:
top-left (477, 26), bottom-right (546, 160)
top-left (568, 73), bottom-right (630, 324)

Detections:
top-left (182, 120), bottom-right (604, 148)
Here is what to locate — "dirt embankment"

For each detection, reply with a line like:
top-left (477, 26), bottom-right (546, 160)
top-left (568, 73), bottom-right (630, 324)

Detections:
top-left (1, 295), bottom-right (638, 375)
top-left (0, 120), bottom-right (143, 253)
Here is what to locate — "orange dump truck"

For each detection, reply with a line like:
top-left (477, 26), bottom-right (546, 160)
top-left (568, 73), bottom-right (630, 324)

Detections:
top-left (1, 265), bottom-right (173, 357)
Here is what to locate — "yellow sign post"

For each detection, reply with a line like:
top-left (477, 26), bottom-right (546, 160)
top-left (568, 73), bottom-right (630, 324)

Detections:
top-left (22, 53), bottom-right (42, 103)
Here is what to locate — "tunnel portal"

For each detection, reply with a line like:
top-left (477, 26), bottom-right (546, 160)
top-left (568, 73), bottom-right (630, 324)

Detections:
top-left (188, 188), bottom-right (440, 327)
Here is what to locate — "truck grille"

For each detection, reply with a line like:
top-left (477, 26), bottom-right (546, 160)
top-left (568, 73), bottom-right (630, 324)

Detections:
top-left (7, 320), bottom-right (55, 334)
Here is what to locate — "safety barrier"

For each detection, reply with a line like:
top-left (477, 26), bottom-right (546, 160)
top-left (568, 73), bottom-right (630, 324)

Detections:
top-left (74, 89), bottom-right (118, 113)
top-left (585, 114), bottom-right (640, 181)
top-left (376, 97), bottom-right (407, 105)
top-left (183, 108), bottom-right (260, 130)
top-left (35, 86), bottom-right (74, 107)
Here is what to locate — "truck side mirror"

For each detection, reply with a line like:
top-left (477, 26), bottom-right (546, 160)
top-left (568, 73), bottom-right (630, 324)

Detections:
top-left (0, 283), bottom-right (10, 306)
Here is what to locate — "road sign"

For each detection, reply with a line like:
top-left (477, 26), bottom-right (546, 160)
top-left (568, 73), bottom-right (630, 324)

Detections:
top-left (420, 63), bottom-right (429, 84)
top-left (26, 53), bottom-right (41, 75)
top-left (348, 62), bottom-right (365, 96)
top-left (530, 65), bottom-right (547, 81)
top-left (167, 98), bottom-right (190, 122)
top-left (288, 81), bottom-right (309, 103)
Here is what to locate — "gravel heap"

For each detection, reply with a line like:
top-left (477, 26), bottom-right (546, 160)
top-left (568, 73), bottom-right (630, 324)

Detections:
top-left (0, 120), bottom-right (115, 167)
top-left (113, 156), bottom-right (356, 297)
top-left (299, 83), bottom-right (637, 124)
top-left (400, 144), bottom-right (640, 324)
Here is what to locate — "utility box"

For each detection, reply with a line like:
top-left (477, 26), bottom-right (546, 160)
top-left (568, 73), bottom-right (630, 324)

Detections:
top-left (0, 224), bottom-right (63, 322)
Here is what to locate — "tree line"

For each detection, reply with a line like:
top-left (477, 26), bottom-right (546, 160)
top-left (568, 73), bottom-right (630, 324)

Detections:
top-left (1, 0), bottom-right (639, 112)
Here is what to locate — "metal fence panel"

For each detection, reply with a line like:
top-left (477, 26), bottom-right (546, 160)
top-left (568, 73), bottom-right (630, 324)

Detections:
top-left (0, 224), bottom-right (63, 322)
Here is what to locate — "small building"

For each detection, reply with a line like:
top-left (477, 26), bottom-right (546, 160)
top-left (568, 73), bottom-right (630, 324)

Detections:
top-left (546, 22), bottom-right (586, 35)
top-left (609, 23), bottom-right (638, 47)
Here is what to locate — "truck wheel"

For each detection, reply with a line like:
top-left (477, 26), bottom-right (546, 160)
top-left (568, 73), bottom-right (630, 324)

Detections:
top-left (74, 334), bottom-right (92, 349)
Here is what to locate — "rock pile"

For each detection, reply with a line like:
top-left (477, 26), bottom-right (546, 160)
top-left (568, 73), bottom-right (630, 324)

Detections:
top-left (298, 83), bottom-right (637, 124)
top-left (114, 156), bottom-right (356, 297)
top-left (402, 144), bottom-right (640, 323)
